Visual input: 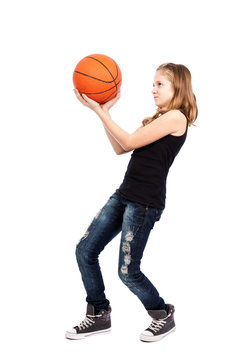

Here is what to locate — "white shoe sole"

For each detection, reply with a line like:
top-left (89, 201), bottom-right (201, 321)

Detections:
top-left (65, 328), bottom-right (111, 340)
top-left (140, 326), bottom-right (176, 342)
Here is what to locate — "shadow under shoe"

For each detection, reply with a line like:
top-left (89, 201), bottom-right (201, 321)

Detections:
top-left (65, 304), bottom-right (111, 340)
top-left (140, 304), bottom-right (176, 342)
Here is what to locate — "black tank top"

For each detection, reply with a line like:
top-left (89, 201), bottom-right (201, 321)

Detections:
top-left (117, 118), bottom-right (188, 209)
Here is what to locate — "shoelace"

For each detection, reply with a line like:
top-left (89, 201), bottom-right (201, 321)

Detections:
top-left (149, 319), bottom-right (166, 332)
top-left (77, 314), bottom-right (101, 330)
top-left (149, 312), bottom-right (172, 333)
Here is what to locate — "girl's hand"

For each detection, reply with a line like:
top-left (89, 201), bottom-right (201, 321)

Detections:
top-left (101, 90), bottom-right (121, 111)
top-left (73, 89), bottom-right (121, 114)
top-left (73, 89), bottom-right (101, 112)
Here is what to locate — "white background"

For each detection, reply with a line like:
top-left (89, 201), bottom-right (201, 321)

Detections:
top-left (1, 0), bottom-right (239, 358)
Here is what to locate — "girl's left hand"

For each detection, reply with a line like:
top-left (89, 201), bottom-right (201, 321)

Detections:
top-left (74, 89), bottom-right (121, 114)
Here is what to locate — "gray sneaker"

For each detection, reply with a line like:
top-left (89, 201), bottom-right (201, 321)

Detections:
top-left (65, 304), bottom-right (111, 340)
top-left (140, 304), bottom-right (176, 342)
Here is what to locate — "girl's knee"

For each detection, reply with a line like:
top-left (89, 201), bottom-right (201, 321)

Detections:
top-left (76, 238), bottom-right (100, 267)
top-left (75, 239), bottom-right (88, 265)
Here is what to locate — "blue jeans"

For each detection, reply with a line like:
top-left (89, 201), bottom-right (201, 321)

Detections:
top-left (75, 191), bottom-right (167, 312)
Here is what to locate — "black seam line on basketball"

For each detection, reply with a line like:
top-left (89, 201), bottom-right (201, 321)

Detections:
top-left (74, 70), bottom-right (118, 84)
top-left (77, 79), bottom-right (121, 95)
top-left (102, 88), bottom-right (119, 103)
top-left (86, 56), bottom-right (118, 92)
top-left (111, 60), bottom-right (119, 92)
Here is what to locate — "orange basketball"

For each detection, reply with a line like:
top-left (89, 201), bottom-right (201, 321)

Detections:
top-left (73, 54), bottom-right (122, 104)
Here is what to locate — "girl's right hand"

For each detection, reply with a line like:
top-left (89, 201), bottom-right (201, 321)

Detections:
top-left (101, 90), bottom-right (121, 112)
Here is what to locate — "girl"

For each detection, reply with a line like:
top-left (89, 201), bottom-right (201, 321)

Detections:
top-left (65, 62), bottom-right (198, 342)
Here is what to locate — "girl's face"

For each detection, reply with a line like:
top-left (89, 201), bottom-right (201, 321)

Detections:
top-left (152, 70), bottom-right (175, 109)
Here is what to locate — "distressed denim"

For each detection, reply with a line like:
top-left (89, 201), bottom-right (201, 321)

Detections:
top-left (75, 191), bottom-right (167, 312)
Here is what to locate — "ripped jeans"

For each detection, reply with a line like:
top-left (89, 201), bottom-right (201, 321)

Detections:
top-left (75, 191), bottom-right (167, 312)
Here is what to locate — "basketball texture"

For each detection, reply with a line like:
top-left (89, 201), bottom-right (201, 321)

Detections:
top-left (73, 54), bottom-right (122, 104)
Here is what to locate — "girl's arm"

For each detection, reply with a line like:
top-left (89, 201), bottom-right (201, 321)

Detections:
top-left (74, 90), bottom-right (186, 151)
top-left (95, 106), bottom-right (186, 151)
top-left (102, 124), bottom-right (128, 155)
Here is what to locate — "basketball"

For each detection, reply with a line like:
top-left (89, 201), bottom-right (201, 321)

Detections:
top-left (73, 54), bottom-right (122, 104)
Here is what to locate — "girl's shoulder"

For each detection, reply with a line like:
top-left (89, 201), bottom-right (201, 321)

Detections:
top-left (165, 109), bottom-right (186, 119)
top-left (166, 110), bottom-right (187, 136)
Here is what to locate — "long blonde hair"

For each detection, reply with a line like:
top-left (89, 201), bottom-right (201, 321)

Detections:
top-left (142, 63), bottom-right (198, 126)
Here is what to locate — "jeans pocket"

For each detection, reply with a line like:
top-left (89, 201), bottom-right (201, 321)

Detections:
top-left (109, 191), bottom-right (121, 202)
top-left (132, 203), bottom-right (149, 226)
top-left (155, 208), bottom-right (164, 222)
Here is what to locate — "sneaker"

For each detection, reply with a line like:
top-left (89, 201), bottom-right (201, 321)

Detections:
top-left (65, 304), bottom-right (111, 340)
top-left (140, 304), bottom-right (176, 342)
